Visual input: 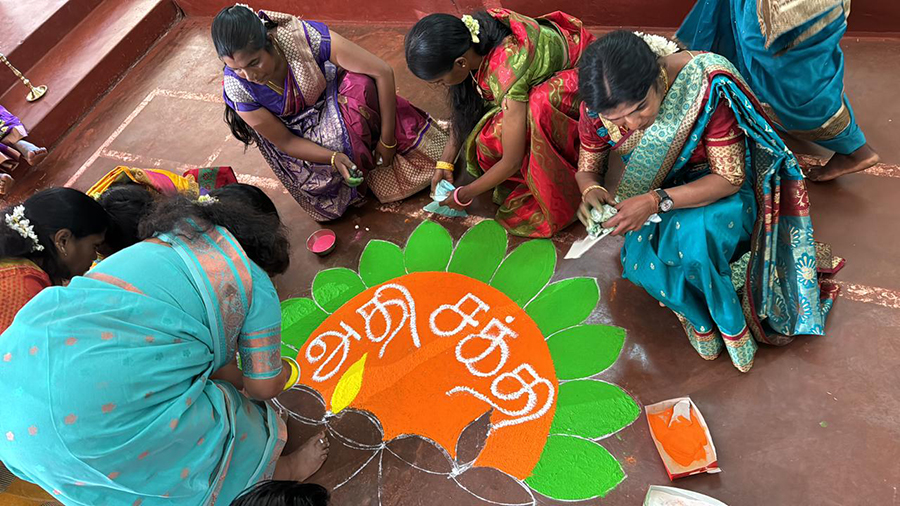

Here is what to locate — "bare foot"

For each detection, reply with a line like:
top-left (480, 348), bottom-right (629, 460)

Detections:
top-left (274, 430), bottom-right (329, 482)
top-left (0, 173), bottom-right (14, 195)
top-left (14, 140), bottom-right (48, 166)
top-left (807, 143), bottom-right (880, 182)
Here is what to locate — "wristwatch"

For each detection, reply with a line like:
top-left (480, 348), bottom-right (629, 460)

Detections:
top-left (654, 189), bottom-right (674, 213)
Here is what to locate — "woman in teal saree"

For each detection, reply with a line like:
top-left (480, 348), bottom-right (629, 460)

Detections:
top-left (576, 32), bottom-right (841, 372)
top-left (676, 0), bottom-right (879, 181)
top-left (0, 185), bottom-right (328, 505)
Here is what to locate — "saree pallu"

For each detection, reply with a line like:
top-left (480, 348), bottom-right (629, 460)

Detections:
top-left (676, 0), bottom-right (865, 154)
top-left (467, 10), bottom-right (594, 238)
top-left (0, 225), bottom-right (286, 505)
top-left (0, 105), bottom-right (27, 171)
top-left (471, 70), bottom-right (583, 238)
top-left (224, 12), bottom-right (447, 222)
top-left (616, 53), bottom-right (839, 372)
top-left (87, 166), bottom-right (238, 199)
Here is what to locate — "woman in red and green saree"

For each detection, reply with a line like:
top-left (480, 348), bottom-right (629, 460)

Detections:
top-left (87, 165), bottom-right (238, 255)
top-left (213, 5), bottom-right (447, 222)
top-left (88, 165), bottom-right (239, 201)
top-left (405, 10), bottom-right (594, 238)
top-left (576, 31), bottom-right (841, 372)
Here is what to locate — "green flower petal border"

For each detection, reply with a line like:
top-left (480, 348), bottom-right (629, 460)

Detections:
top-left (282, 219), bottom-right (641, 502)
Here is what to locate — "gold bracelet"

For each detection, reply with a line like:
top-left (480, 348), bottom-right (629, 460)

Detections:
top-left (581, 184), bottom-right (608, 199)
top-left (282, 357), bottom-right (301, 392)
top-left (379, 138), bottom-right (398, 150)
top-left (330, 151), bottom-right (338, 167)
top-left (435, 161), bottom-right (455, 172)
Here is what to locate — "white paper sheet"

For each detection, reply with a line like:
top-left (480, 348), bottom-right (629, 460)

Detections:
top-left (644, 486), bottom-right (728, 506)
top-left (564, 229), bottom-right (611, 259)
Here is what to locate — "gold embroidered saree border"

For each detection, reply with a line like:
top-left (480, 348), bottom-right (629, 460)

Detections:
top-left (756, 0), bottom-right (845, 50)
top-left (264, 11), bottom-right (327, 108)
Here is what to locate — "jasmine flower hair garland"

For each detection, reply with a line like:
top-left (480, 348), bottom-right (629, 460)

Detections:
top-left (5, 205), bottom-right (44, 252)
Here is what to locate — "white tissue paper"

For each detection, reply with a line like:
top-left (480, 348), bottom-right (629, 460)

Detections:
top-left (565, 201), bottom-right (662, 260)
top-left (424, 180), bottom-right (468, 218)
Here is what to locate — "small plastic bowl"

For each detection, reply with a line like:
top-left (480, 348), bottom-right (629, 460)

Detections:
top-left (307, 229), bottom-right (336, 256)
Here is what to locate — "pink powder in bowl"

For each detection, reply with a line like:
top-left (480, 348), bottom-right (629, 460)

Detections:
top-left (307, 231), bottom-right (335, 255)
top-left (311, 234), bottom-right (335, 253)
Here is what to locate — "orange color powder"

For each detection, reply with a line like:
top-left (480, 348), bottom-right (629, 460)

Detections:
top-left (648, 406), bottom-right (710, 467)
top-left (297, 272), bottom-right (558, 479)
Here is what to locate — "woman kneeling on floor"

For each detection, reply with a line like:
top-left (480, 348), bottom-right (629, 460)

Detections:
top-left (405, 9), bottom-right (594, 238)
top-left (576, 31), bottom-right (841, 372)
top-left (213, 5), bottom-right (447, 222)
top-left (0, 186), bottom-right (328, 504)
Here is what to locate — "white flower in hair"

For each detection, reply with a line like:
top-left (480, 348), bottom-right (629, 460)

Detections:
top-left (634, 31), bottom-right (679, 57)
top-left (4, 205), bottom-right (44, 252)
top-left (197, 194), bottom-right (218, 206)
top-left (461, 15), bottom-right (481, 44)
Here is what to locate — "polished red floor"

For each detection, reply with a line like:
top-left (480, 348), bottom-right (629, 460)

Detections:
top-left (4, 18), bottom-right (900, 505)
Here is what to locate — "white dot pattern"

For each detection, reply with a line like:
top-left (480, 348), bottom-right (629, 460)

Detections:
top-left (224, 75), bottom-right (254, 106)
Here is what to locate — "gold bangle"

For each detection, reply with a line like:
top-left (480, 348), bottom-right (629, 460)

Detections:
top-left (379, 138), bottom-right (398, 149)
top-left (581, 184), bottom-right (608, 199)
top-left (435, 161), bottom-right (455, 172)
top-left (330, 151), bottom-right (338, 167)
top-left (282, 357), bottom-right (300, 392)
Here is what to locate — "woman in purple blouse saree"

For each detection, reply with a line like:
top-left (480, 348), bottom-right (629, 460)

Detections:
top-left (212, 6), bottom-right (448, 221)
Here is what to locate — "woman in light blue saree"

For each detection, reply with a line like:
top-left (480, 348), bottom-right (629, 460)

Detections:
top-left (0, 185), bottom-right (328, 505)
top-left (676, 0), bottom-right (879, 181)
top-left (576, 32), bottom-right (841, 372)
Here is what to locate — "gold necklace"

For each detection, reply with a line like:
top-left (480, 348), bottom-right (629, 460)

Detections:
top-left (266, 42), bottom-right (286, 95)
top-left (266, 80), bottom-right (284, 95)
top-left (470, 71), bottom-right (484, 99)
top-left (659, 64), bottom-right (669, 94)
top-left (470, 55), bottom-right (490, 100)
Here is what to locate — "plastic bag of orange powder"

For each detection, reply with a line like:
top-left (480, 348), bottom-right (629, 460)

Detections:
top-left (646, 397), bottom-right (720, 480)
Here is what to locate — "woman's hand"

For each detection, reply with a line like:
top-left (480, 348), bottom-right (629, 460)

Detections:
top-left (431, 168), bottom-right (454, 195)
top-left (439, 185), bottom-right (470, 211)
top-left (375, 138), bottom-right (397, 167)
top-left (604, 193), bottom-right (657, 236)
top-left (332, 152), bottom-right (362, 186)
top-left (330, 32), bottom-right (399, 168)
top-left (577, 187), bottom-right (616, 226)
